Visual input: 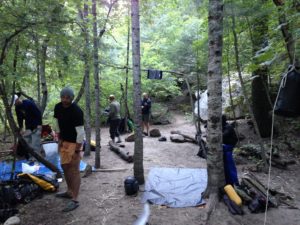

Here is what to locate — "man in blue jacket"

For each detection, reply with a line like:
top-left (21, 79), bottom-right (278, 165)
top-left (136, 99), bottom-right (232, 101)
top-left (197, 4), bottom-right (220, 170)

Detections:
top-left (14, 95), bottom-right (42, 155)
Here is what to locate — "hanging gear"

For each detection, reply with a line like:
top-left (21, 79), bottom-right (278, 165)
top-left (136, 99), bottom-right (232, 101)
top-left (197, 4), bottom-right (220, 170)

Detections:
top-left (274, 67), bottom-right (300, 117)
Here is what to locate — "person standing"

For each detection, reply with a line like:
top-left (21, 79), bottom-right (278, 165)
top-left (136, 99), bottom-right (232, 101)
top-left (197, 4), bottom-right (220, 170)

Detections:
top-left (14, 95), bottom-right (42, 155)
top-left (54, 87), bottom-right (84, 212)
top-left (222, 115), bottom-right (239, 186)
top-left (141, 92), bottom-right (151, 136)
top-left (108, 95), bottom-right (122, 143)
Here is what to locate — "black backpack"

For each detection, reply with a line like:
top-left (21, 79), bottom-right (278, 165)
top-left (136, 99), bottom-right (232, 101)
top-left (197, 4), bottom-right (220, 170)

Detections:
top-left (124, 176), bottom-right (139, 195)
top-left (274, 68), bottom-right (300, 117)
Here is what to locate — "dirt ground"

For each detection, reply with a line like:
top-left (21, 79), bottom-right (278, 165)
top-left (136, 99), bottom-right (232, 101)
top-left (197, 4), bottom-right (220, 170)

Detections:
top-left (13, 112), bottom-right (300, 225)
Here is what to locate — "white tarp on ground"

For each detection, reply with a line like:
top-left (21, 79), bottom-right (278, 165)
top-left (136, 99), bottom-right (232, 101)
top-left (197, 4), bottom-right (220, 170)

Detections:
top-left (142, 168), bottom-right (207, 208)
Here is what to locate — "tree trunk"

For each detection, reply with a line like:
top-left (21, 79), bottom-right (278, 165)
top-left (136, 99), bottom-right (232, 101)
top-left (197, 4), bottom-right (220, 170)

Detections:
top-left (83, 1), bottom-right (91, 156)
top-left (33, 35), bottom-right (41, 106)
top-left (231, 12), bottom-right (268, 168)
top-left (131, 0), bottom-right (144, 185)
top-left (184, 76), bottom-right (197, 132)
top-left (273, 0), bottom-right (300, 68)
top-left (201, 1), bottom-right (224, 223)
top-left (203, 0), bottom-right (225, 198)
top-left (251, 0), bottom-right (272, 137)
top-left (74, 76), bottom-right (85, 104)
top-left (0, 110), bottom-right (10, 140)
top-left (225, 44), bottom-right (240, 143)
top-left (40, 38), bottom-right (49, 115)
top-left (92, 0), bottom-right (101, 168)
top-left (125, 7), bottom-right (131, 121)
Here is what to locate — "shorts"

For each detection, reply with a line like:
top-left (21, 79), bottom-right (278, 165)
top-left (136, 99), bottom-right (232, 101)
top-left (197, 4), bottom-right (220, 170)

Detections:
top-left (60, 141), bottom-right (81, 165)
top-left (142, 113), bottom-right (150, 122)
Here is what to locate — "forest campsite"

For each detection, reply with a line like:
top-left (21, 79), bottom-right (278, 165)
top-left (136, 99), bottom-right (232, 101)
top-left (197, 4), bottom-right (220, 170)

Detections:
top-left (1, 0), bottom-right (300, 225)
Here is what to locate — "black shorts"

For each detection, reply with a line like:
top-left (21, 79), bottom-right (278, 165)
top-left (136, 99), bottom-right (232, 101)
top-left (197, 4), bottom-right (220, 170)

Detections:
top-left (142, 113), bottom-right (150, 122)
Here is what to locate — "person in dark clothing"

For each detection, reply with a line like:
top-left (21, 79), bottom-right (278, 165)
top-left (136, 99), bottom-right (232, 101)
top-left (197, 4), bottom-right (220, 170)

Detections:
top-left (141, 93), bottom-right (151, 136)
top-left (222, 115), bottom-right (238, 146)
top-left (14, 95), bottom-right (42, 154)
top-left (222, 115), bottom-right (239, 186)
top-left (54, 87), bottom-right (84, 212)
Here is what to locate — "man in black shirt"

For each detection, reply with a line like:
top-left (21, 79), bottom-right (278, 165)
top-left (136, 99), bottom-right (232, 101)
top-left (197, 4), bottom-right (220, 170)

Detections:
top-left (54, 87), bottom-right (84, 212)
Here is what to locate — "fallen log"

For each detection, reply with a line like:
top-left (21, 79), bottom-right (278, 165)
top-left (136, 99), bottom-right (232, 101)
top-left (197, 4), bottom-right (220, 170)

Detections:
top-left (242, 173), bottom-right (278, 207)
top-left (93, 168), bottom-right (128, 172)
top-left (170, 130), bottom-right (197, 144)
top-left (109, 141), bottom-right (133, 163)
top-left (268, 157), bottom-right (288, 169)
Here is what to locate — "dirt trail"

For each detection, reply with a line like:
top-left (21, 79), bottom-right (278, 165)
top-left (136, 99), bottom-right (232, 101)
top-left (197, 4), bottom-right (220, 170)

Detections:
top-left (17, 112), bottom-right (300, 225)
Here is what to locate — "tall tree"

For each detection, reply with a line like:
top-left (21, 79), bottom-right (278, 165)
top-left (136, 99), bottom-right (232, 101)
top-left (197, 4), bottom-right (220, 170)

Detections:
top-left (273, 0), bottom-right (300, 68)
top-left (39, 38), bottom-right (49, 115)
top-left (82, 1), bottom-right (92, 156)
top-left (251, 0), bottom-right (272, 137)
top-left (92, 0), bottom-right (101, 168)
top-left (124, 5), bottom-right (131, 125)
top-left (231, 9), bottom-right (268, 167)
top-left (202, 0), bottom-right (224, 222)
top-left (131, 0), bottom-right (144, 184)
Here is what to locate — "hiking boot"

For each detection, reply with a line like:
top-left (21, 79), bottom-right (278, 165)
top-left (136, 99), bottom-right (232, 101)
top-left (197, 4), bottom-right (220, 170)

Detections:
top-left (55, 191), bottom-right (72, 199)
top-left (62, 200), bottom-right (79, 212)
top-left (143, 132), bottom-right (148, 136)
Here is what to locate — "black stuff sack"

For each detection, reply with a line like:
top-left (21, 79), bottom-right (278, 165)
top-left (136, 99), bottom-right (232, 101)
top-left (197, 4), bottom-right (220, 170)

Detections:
top-left (0, 179), bottom-right (42, 206)
top-left (124, 176), bottom-right (139, 196)
top-left (274, 69), bottom-right (300, 117)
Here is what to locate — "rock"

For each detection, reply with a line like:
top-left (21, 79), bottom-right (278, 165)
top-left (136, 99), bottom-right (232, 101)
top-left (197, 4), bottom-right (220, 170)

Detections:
top-left (149, 128), bottom-right (161, 137)
top-left (82, 164), bottom-right (93, 178)
top-left (151, 105), bottom-right (171, 125)
top-left (170, 134), bottom-right (185, 143)
top-left (125, 133), bottom-right (135, 142)
top-left (158, 136), bottom-right (167, 142)
top-left (4, 216), bottom-right (21, 225)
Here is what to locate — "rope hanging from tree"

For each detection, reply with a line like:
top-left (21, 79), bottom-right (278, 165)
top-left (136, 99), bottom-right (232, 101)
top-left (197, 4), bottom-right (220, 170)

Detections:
top-left (264, 34), bottom-right (299, 225)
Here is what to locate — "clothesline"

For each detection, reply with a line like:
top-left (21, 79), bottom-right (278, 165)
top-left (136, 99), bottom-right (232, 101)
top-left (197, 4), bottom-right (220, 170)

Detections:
top-left (100, 62), bottom-right (188, 77)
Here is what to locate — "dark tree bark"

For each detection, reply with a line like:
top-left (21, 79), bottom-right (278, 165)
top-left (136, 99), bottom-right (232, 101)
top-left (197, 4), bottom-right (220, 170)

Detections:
top-left (40, 38), bottom-right (49, 115)
top-left (204, 0), bottom-right (225, 196)
top-left (74, 76), bottom-right (85, 104)
top-left (82, 1), bottom-right (92, 156)
top-left (251, 0), bottom-right (272, 137)
top-left (273, 0), bottom-right (300, 68)
top-left (131, 0), bottom-right (144, 185)
top-left (34, 36), bottom-right (41, 106)
top-left (124, 6), bottom-right (131, 122)
top-left (231, 11), bottom-right (267, 168)
top-left (201, 1), bottom-right (224, 222)
top-left (92, 0), bottom-right (101, 168)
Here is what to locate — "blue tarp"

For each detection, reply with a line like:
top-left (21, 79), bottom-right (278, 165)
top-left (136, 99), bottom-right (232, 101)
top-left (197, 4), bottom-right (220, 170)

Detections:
top-left (142, 167), bottom-right (207, 208)
top-left (0, 142), bottom-right (88, 181)
top-left (0, 159), bottom-right (88, 181)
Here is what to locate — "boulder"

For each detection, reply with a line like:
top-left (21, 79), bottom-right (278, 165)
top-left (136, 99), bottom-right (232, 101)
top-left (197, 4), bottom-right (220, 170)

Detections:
top-left (125, 133), bottom-right (135, 142)
top-left (4, 216), bottom-right (21, 225)
top-left (170, 134), bottom-right (185, 143)
top-left (149, 129), bottom-right (161, 137)
top-left (151, 104), bottom-right (171, 125)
